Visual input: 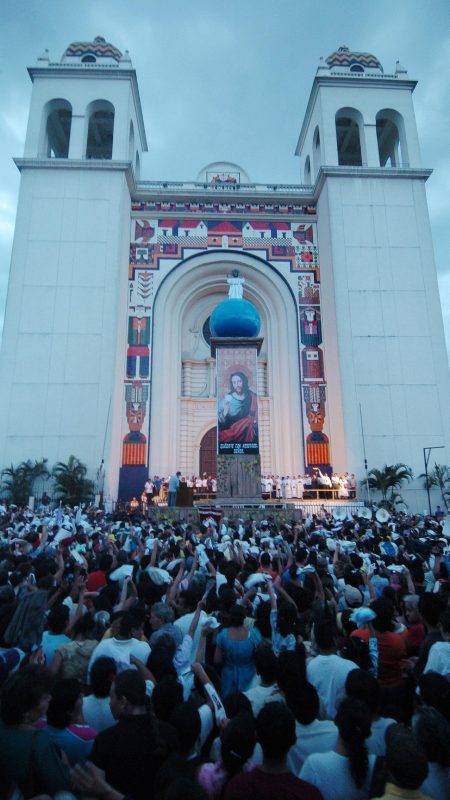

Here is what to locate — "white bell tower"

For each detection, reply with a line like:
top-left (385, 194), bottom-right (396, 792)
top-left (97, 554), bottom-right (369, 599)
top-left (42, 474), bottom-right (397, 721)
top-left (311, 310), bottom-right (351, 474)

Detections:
top-left (296, 46), bottom-right (450, 507)
top-left (0, 36), bottom-right (148, 500)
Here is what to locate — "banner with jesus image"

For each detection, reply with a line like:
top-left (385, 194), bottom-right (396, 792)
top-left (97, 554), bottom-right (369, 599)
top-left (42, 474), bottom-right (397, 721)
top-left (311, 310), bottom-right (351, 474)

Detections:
top-left (217, 347), bottom-right (259, 455)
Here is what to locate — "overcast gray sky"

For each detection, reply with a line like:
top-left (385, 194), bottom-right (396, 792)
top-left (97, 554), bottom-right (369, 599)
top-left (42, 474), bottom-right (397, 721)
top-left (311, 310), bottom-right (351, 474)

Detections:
top-left (1, 0), bottom-right (449, 353)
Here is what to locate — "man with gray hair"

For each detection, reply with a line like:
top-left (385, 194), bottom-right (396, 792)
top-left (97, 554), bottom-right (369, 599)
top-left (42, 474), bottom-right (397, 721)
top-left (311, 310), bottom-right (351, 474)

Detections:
top-left (149, 601), bottom-right (182, 647)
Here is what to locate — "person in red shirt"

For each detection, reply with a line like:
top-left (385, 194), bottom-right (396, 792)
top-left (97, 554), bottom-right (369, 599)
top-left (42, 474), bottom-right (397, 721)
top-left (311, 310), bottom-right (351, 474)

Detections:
top-left (351, 598), bottom-right (406, 688)
top-left (224, 701), bottom-right (323, 800)
top-left (257, 552), bottom-right (278, 581)
top-left (86, 554), bottom-right (113, 593)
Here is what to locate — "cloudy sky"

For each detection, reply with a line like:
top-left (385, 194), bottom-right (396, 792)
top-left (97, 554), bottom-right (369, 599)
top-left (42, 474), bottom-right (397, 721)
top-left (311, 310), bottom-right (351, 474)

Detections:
top-left (1, 0), bottom-right (449, 353)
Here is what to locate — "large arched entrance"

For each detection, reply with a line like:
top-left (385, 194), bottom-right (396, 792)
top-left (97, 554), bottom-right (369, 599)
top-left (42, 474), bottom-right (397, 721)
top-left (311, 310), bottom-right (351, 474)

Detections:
top-left (199, 426), bottom-right (217, 476)
top-left (150, 251), bottom-right (303, 477)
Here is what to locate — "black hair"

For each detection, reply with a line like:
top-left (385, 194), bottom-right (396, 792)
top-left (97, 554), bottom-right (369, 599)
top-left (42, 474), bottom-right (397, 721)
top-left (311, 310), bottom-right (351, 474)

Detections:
top-left (254, 643), bottom-right (278, 684)
top-left (256, 702), bottom-right (296, 759)
top-left (90, 656), bottom-right (117, 698)
top-left (254, 600), bottom-right (271, 639)
top-left (277, 602), bottom-right (298, 637)
top-left (340, 637), bottom-right (372, 672)
top-left (98, 553), bottom-right (113, 572)
top-left (418, 593), bottom-right (443, 628)
top-left (285, 681), bottom-right (319, 725)
top-left (47, 678), bottom-right (81, 728)
top-left (229, 604), bottom-right (246, 628)
top-left (313, 617), bottom-right (337, 651)
top-left (147, 635), bottom-right (177, 681)
top-left (385, 723), bottom-right (428, 790)
top-left (152, 676), bottom-right (183, 722)
top-left (413, 706), bottom-right (450, 767)
top-left (221, 713), bottom-right (256, 782)
top-left (418, 672), bottom-right (450, 722)
top-left (370, 598), bottom-right (395, 633)
top-left (118, 610), bottom-right (142, 638)
top-left (164, 777), bottom-right (208, 800)
top-left (223, 692), bottom-right (253, 719)
top-left (260, 552), bottom-right (271, 568)
top-left (440, 608), bottom-right (450, 634)
top-left (114, 669), bottom-right (147, 708)
top-left (169, 701), bottom-right (201, 757)
top-left (72, 612), bottom-right (96, 639)
top-left (277, 649), bottom-right (306, 694)
top-left (335, 698), bottom-right (371, 788)
top-left (47, 603), bottom-right (70, 634)
top-left (0, 664), bottom-right (52, 725)
top-left (345, 668), bottom-right (380, 715)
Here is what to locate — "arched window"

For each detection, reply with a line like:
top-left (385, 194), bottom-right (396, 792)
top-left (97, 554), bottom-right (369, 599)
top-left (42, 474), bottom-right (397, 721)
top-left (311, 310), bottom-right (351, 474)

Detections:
top-left (304, 155), bottom-right (311, 184)
top-left (81, 54), bottom-right (96, 63)
top-left (85, 100), bottom-right (115, 159)
top-left (42, 99), bottom-right (72, 158)
top-left (135, 151), bottom-right (140, 180)
top-left (312, 126), bottom-right (321, 179)
top-left (129, 120), bottom-right (135, 161)
top-left (335, 107), bottom-right (364, 166)
top-left (350, 64), bottom-right (364, 73)
top-left (376, 109), bottom-right (409, 167)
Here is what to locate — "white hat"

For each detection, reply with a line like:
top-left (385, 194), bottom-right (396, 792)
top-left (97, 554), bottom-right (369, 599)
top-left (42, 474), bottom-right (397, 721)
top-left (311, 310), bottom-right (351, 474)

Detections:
top-left (245, 573), bottom-right (271, 590)
top-left (146, 566), bottom-right (171, 585)
top-left (109, 564), bottom-right (134, 581)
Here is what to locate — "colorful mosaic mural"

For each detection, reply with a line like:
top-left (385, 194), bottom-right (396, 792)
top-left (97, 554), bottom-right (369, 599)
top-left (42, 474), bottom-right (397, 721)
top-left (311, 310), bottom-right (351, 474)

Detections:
top-left (118, 205), bottom-right (331, 499)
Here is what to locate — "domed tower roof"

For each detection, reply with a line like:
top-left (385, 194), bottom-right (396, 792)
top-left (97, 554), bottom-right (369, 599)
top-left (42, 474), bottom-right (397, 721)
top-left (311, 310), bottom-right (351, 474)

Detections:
top-left (325, 45), bottom-right (383, 73)
top-left (62, 36), bottom-right (122, 64)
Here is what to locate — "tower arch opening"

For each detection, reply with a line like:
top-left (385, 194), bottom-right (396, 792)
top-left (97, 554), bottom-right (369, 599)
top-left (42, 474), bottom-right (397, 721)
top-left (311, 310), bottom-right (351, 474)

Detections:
top-left (335, 107), bottom-right (365, 166)
top-left (376, 108), bottom-right (409, 167)
top-left (41, 98), bottom-right (72, 158)
top-left (312, 126), bottom-right (321, 179)
top-left (85, 100), bottom-right (115, 159)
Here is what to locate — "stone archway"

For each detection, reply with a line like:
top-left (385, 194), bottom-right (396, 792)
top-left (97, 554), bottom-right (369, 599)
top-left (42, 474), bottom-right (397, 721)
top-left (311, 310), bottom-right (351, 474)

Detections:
top-left (199, 426), bottom-right (217, 477)
top-left (150, 251), bottom-right (303, 477)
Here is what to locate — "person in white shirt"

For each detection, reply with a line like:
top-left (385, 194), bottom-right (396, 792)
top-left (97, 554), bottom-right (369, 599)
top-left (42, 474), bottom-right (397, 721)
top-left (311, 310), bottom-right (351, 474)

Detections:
top-left (173, 592), bottom-right (210, 663)
top-left (88, 610), bottom-right (150, 678)
top-left (424, 609), bottom-right (450, 677)
top-left (296, 475), bottom-right (304, 499)
top-left (345, 667), bottom-right (395, 756)
top-left (413, 706), bottom-right (450, 800)
top-left (244, 643), bottom-right (283, 715)
top-left (300, 697), bottom-right (376, 800)
top-left (286, 681), bottom-right (338, 774)
top-left (306, 619), bottom-right (358, 720)
top-left (83, 655), bottom-right (116, 732)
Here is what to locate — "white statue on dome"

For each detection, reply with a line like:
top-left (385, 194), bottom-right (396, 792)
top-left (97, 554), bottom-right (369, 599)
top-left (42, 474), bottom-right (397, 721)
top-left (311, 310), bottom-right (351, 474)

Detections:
top-left (227, 269), bottom-right (245, 299)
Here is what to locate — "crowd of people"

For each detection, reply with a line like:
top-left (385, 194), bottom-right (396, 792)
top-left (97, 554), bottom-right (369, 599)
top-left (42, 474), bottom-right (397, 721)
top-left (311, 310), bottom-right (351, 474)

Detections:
top-left (0, 498), bottom-right (449, 800)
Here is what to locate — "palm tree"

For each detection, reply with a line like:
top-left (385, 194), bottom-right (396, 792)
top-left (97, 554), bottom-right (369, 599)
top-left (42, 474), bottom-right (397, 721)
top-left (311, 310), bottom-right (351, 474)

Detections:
top-left (367, 463), bottom-right (413, 510)
top-left (1, 458), bottom-right (49, 506)
top-left (419, 463), bottom-right (450, 511)
top-left (52, 455), bottom-right (94, 506)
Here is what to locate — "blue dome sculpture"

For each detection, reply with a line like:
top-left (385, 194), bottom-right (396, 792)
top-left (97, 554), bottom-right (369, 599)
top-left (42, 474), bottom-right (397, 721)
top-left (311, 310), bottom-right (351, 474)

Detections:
top-left (210, 271), bottom-right (261, 338)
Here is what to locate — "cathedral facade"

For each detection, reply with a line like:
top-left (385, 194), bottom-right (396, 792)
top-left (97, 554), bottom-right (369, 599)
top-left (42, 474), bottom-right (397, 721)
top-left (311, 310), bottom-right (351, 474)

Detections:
top-left (0, 38), bottom-right (449, 508)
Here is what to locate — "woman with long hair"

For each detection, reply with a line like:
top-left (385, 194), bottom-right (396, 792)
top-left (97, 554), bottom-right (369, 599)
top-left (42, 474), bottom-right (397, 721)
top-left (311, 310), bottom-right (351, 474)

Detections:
top-left (300, 697), bottom-right (375, 800)
top-left (197, 712), bottom-right (256, 799)
top-left (214, 604), bottom-right (262, 697)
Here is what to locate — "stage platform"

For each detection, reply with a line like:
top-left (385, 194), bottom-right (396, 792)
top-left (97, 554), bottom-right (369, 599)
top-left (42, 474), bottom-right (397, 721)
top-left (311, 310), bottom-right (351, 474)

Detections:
top-left (142, 499), bottom-right (365, 523)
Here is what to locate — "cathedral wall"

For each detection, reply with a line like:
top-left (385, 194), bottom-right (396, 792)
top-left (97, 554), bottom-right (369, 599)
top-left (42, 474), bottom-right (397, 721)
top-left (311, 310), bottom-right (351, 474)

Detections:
top-left (0, 167), bottom-right (130, 490)
top-left (318, 174), bottom-right (450, 507)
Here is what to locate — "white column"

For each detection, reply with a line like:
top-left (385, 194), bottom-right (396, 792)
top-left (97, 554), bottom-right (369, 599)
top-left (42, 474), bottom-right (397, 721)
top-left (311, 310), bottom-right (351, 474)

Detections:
top-left (364, 122), bottom-right (380, 167)
top-left (68, 114), bottom-right (86, 159)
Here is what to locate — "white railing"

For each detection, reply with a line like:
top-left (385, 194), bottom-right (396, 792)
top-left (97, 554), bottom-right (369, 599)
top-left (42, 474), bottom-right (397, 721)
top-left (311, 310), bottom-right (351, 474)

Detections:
top-left (135, 179), bottom-right (313, 195)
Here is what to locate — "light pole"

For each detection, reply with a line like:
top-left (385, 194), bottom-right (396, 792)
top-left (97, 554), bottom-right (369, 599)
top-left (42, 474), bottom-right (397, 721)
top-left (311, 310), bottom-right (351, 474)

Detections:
top-left (423, 446), bottom-right (445, 516)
